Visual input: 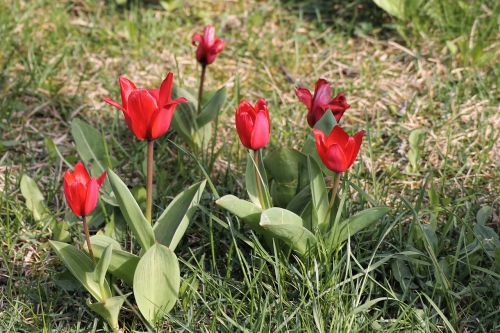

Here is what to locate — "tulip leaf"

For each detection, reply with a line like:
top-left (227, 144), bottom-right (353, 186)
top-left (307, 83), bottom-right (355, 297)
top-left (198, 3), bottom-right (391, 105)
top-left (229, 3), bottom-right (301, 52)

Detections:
top-left (171, 86), bottom-right (198, 148)
top-left (330, 207), bottom-right (390, 248)
top-left (216, 195), bottom-right (262, 230)
top-left (49, 240), bottom-right (111, 302)
top-left (86, 235), bottom-right (139, 286)
top-left (71, 119), bottom-right (108, 176)
top-left (107, 169), bottom-right (155, 251)
top-left (88, 294), bottom-right (129, 331)
top-left (259, 208), bottom-right (316, 255)
top-left (245, 151), bottom-right (272, 209)
top-left (197, 86), bottom-right (226, 127)
top-left (133, 243), bottom-right (180, 325)
top-left (286, 185), bottom-right (311, 216)
top-left (154, 180), bottom-right (206, 251)
top-left (307, 157), bottom-right (330, 232)
top-left (20, 174), bottom-right (49, 222)
top-left (94, 244), bottom-right (113, 296)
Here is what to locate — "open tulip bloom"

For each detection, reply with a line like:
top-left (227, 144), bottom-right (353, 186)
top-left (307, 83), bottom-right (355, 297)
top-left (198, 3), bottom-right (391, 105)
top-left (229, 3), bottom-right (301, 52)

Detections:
top-left (63, 162), bottom-right (106, 260)
top-left (104, 72), bottom-right (187, 141)
top-left (313, 125), bottom-right (365, 174)
top-left (296, 78), bottom-right (350, 127)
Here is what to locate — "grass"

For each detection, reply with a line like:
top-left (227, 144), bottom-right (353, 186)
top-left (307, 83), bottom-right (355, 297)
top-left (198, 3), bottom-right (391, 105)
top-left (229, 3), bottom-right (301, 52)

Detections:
top-left (1, 0), bottom-right (498, 332)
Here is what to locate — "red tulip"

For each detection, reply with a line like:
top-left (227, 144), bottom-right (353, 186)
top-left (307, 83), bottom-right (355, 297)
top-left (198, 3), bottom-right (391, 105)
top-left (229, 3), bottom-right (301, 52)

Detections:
top-left (192, 25), bottom-right (224, 66)
top-left (313, 126), bottom-right (365, 173)
top-left (235, 98), bottom-right (271, 150)
top-left (104, 72), bottom-right (187, 141)
top-left (296, 79), bottom-right (350, 127)
top-left (63, 162), bottom-right (106, 218)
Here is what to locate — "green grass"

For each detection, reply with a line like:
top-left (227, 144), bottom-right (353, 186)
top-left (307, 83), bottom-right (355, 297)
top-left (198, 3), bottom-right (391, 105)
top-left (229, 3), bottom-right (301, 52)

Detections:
top-left (1, 0), bottom-right (498, 332)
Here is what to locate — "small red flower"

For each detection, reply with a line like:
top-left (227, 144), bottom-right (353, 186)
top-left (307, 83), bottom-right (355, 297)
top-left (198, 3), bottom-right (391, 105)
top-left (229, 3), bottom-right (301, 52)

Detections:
top-left (296, 79), bottom-right (350, 127)
top-left (313, 126), bottom-right (364, 173)
top-left (192, 25), bottom-right (224, 66)
top-left (235, 98), bottom-right (271, 150)
top-left (63, 162), bottom-right (106, 217)
top-left (104, 72), bottom-right (187, 141)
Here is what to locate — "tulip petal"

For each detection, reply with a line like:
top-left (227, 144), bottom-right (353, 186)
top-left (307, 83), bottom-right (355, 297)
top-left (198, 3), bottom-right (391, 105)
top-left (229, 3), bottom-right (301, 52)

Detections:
top-left (328, 93), bottom-right (350, 121)
top-left (119, 76), bottom-right (137, 110)
top-left (127, 89), bottom-right (158, 140)
top-left (149, 106), bottom-right (175, 140)
top-left (345, 130), bottom-right (365, 168)
top-left (192, 32), bottom-right (203, 46)
top-left (204, 25), bottom-right (215, 46)
top-left (296, 87), bottom-right (313, 111)
top-left (97, 171), bottom-right (106, 187)
top-left (255, 98), bottom-right (269, 124)
top-left (73, 162), bottom-right (91, 184)
top-left (250, 111), bottom-right (270, 150)
top-left (313, 79), bottom-right (332, 107)
top-left (83, 178), bottom-right (99, 216)
top-left (238, 100), bottom-right (256, 118)
top-left (324, 144), bottom-right (348, 173)
top-left (326, 125), bottom-right (349, 147)
top-left (103, 97), bottom-right (125, 112)
top-left (158, 72), bottom-right (173, 108)
top-left (235, 110), bottom-right (253, 149)
top-left (212, 38), bottom-right (225, 53)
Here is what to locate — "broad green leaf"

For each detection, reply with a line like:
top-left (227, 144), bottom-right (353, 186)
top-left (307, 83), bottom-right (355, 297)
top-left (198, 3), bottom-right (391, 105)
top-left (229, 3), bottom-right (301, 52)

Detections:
top-left (94, 245), bottom-right (113, 296)
top-left (259, 208), bottom-right (316, 255)
top-left (264, 148), bottom-right (308, 207)
top-left (134, 244), bottom-right (180, 325)
top-left (245, 151), bottom-right (271, 209)
top-left (20, 174), bottom-right (48, 221)
top-left (87, 235), bottom-right (139, 286)
top-left (215, 195), bottom-right (262, 230)
top-left (49, 240), bottom-right (111, 301)
top-left (171, 86), bottom-right (197, 147)
top-left (333, 207), bottom-right (389, 247)
top-left (473, 223), bottom-right (499, 258)
top-left (88, 294), bottom-right (128, 331)
top-left (107, 169), bottom-right (155, 251)
top-left (286, 185), bottom-right (311, 216)
top-left (154, 180), bottom-right (206, 251)
top-left (373, 0), bottom-right (406, 19)
top-left (307, 157), bottom-right (329, 232)
top-left (476, 206), bottom-right (493, 225)
top-left (197, 86), bottom-right (226, 127)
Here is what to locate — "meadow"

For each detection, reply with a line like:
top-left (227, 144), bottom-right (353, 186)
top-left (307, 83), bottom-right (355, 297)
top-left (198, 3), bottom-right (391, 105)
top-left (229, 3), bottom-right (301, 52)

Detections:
top-left (0, 0), bottom-right (498, 332)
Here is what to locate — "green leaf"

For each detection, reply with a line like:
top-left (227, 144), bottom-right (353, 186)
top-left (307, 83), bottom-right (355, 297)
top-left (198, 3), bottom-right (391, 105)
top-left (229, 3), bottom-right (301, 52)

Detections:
top-left (333, 207), bottom-right (389, 247)
top-left (476, 206), bottom-right (493, 225)
top-left (107, 169), bottom-right (155, 251)
top-left (133, 244), bottom-right (180, 325)
top-left (259, 208), bottom-right (316, 255)
top-left (71, 119), bottom-right (107, 175)
top-left (373, 0), bottom-right (408, 20)
top-left (20, 174), bottom-right (49, 221)
top-left (307, 157), bottom-right (329, 232)
top-left (88, 294), bottom-right (129, 330)
top-left (473, 223), bottom-right (500, 258)
top-left (154, 180), bottom-right (206, 251)
top-left (171, 86), bottom-right (197, 147)
top-left (245, 151), bottom-right (271, 209)
top-left (197, 86), bottom-right (226, 127)
top-left (286, 185), bottom-right (311, 216)
top-left (215, 195), bottom-right (262, 230)
top-left (87, 235), bottom-right (139, 286)
top-left (94, 245), bottom-right (113, 296)
top-left (49, 240), bottom-right (111, 301)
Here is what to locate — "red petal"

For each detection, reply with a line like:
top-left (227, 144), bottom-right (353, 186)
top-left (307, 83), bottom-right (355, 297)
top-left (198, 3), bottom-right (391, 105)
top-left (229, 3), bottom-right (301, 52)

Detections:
top-left (324, 144), bottom-right (347, 173)
top-left (212, 38), bottom-right (224, 53)
top-left (326, 125), bottom-right (349, 147)
top-left (345, 130), bottom-right (365, 168)
top-left (159, 72), bottom-right (174, 108)
top-left (295, 87), bottom-right (313, 111)
top-left (313, 79), bottom-right (332, 112)
top-left (83, 178), bottom-right (99, 216)
top-left (73, 162), bottom-right (91, 184)
top-left (119, 76), bottom-right (137, 110)
top-left (238, 100), bottom-right (256, 118)
top-left (103, 97), bottom-right (125, 112)
top-left (235, 109), bottom-right (254, 149)
top-left (250, 111), bottom-right (270, 150)
top-left (149, 105), bottom-right (175, 140)
top-left (192, 32), bottom-right (203, 46)
top-left (127, 89), bottom-right (159, 140)
top-left (96, 171), bottom-right (106, 187)
top-left (203, 25), bottom-right (215, 46)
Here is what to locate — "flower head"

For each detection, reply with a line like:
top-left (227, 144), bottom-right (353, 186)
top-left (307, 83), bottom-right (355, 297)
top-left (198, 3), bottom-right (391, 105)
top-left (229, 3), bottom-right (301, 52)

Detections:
top-left (235, 98), bottom-right (271, 150)
top-left (192, 25), bottom-right (224, 66)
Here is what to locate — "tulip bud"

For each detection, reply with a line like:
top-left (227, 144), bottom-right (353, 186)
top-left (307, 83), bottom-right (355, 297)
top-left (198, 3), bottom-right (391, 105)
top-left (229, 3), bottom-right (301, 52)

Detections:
top-left (235, 98), bottom-right (271, 150)
top-left (63, 162), bottom-right (106, 217)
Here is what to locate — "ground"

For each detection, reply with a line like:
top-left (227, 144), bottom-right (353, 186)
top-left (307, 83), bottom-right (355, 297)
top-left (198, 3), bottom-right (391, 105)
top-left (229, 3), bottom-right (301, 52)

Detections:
top-left (0, 0), bottom-right (498, 332)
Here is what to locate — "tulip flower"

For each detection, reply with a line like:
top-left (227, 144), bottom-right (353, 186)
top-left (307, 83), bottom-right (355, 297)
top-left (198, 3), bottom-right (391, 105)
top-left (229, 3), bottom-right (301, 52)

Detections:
top-left (103, 72), bottom-right (187, 141)
top-left (296, 79), bottom-right (350, 127)
top-left (192, 25), bottom-right (224, 66)
top-left (313, 125), bottom-right (365, 174)
top-left (192, 25), bottom-right (224, 114)
top-left (235, 98), bottom-right (271, 151)
top-left (63, 162), bottom-right (106, 261)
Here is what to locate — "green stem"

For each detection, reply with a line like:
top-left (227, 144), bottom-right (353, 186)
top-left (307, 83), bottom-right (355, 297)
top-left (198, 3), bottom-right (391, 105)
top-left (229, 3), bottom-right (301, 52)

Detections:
top-left (326, 173), bottom-right (341, 224)
top-left (146, 140), bottom-right (154, 224)
top-left (253, 149), bottom-right (268, 209)
top-left (197, 64), bottom-right (206, 115)
top-left (82, 215), bottom-right (95, 263)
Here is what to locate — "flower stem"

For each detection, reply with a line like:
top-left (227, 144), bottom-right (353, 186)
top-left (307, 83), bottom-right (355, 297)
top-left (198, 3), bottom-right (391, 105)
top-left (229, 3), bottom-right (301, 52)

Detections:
top-left (197, 64), bottom-right (206, 115)
top-left (146, 140), bottom-right (154, 224)
top-left (253, 149), bottom-right (268, 209)
top-left (82, 215), bottom-right (95, 263)
top-left (327, 173), bottom-right (341, 217)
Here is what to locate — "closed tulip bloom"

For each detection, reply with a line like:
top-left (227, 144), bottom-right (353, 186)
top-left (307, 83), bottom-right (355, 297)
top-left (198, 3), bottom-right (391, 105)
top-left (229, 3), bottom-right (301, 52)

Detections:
top-left (192, 25), bottom-right (224, 66)
top-left (104, 72), bottom-right (187, 141)
top-left (235, 98), bottom-right (271, 150)
top-left (296, 79), bottom-right (350, 127)
top-left (313, 126), bottom-right (365, 173)
top-left (63, 162), bottom-right (106, 217)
